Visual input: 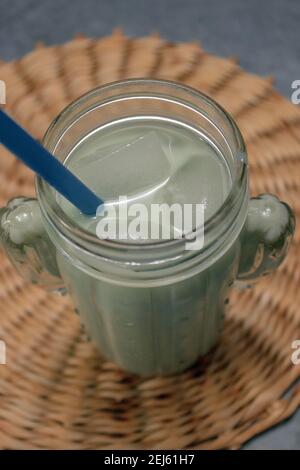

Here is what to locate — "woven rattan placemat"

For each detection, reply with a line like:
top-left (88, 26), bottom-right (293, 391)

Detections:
top-left (0, 31), bottom-right (300, 450)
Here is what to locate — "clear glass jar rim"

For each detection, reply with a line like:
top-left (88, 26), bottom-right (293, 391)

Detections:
top-left (37, 78), bottom-right (248, 252)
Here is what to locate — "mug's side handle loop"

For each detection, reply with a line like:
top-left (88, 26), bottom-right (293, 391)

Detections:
top-left (237, 194), bottom-right (295, 281)
top-left (0, 196), bottom-right (65, 292)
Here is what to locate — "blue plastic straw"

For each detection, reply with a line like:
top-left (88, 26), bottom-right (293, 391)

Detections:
top-left (0, 109), bottom-right (103, 215)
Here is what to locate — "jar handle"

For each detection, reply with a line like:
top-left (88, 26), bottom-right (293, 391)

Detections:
top-left (237, 194), bottom-right (295, 281)
top-left (0, 196), bottom-right (65, 291)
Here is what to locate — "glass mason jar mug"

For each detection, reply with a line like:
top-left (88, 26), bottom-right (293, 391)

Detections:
top-left (0, 79), bottom-right (295, 376)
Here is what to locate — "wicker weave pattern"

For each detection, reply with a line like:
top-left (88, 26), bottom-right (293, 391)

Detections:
top-left (0, 31), bottom-right (300, 450)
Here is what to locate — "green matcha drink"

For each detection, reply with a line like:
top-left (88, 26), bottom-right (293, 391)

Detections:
top-left (52, 118), bottom-right (236, 375)
top-left (60, 119), bottom-right (232, 236)
top-left (0, 80), bottom-right (294, 377)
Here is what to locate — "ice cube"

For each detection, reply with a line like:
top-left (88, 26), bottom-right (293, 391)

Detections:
top-left (70, 131), bottom-right (171, 203)
top-left (151, 143), bottom-right (231, 220)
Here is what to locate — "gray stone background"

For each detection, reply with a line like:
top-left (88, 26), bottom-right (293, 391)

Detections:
top-left (0, 0), bottom-right (299, 450)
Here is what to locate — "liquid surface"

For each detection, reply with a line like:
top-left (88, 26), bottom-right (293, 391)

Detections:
top-left (59, 119), bottom-right (232, 240)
